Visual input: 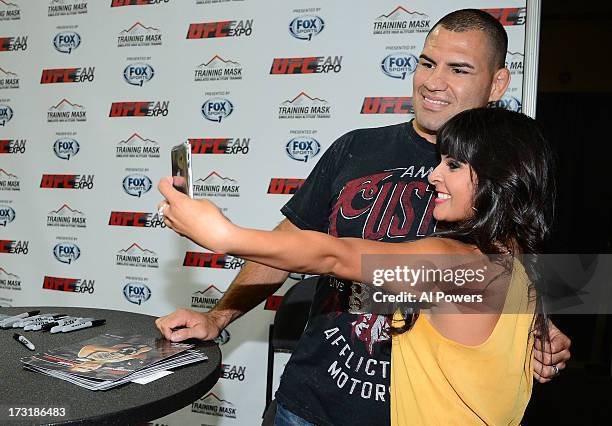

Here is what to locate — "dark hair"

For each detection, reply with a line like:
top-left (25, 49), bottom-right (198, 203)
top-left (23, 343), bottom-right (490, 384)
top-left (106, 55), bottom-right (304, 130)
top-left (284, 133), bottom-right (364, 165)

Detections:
top-left (437, 108), bottom-right (556, 256)
top-left (394, 108), bottom-right (556, 368)
top-left (429, 9), bottom-right (508, 70)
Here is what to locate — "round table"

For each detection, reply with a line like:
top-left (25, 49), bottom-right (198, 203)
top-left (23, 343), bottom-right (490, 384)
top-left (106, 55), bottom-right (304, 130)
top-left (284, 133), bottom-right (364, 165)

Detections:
top-left (0, 307), bottom-right (221, 426)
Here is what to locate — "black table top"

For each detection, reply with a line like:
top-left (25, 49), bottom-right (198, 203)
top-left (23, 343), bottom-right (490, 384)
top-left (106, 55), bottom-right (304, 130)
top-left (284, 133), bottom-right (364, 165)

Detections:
top-left (0, 307), bottom-right (221, 426)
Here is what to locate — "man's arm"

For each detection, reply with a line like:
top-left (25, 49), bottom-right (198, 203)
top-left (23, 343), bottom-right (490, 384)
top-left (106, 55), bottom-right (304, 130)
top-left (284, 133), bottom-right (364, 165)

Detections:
top-left (155, 219), bottom-right (296, 342)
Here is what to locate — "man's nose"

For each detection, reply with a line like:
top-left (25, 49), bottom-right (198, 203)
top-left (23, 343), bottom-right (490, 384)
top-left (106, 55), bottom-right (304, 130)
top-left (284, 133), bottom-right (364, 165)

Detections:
top-left (423, 68), bottom-right (448, 91)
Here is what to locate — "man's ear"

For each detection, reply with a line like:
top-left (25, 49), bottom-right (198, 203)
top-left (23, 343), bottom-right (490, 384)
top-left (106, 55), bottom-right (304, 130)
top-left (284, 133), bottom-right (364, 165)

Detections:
top-left (488, 67), bottom-right (511, 102)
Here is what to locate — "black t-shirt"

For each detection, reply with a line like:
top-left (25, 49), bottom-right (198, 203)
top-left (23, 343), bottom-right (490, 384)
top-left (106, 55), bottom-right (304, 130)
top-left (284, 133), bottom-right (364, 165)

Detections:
top-left (277, 121), bottom-right (439, 425)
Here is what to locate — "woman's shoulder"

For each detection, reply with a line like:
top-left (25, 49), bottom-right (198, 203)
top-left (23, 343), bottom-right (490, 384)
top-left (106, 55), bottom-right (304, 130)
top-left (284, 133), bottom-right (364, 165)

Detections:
top-left (401, 237), bottom-right (478, 255)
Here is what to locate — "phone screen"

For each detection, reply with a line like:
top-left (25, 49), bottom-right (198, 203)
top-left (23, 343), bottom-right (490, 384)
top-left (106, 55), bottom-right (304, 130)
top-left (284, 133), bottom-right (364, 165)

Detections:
top-left (171, 142), bottom-right (193, 198)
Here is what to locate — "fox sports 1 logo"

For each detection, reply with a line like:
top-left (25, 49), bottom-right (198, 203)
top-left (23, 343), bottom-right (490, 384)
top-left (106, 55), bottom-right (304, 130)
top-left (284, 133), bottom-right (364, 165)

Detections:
top-left (53, 138), bottom-right (80, 160)
top-left (381, 52), bottom-right (418, 80)
top-left (491, 96), bottom-right (522, 113)
top-left (53, 243), bottom-right (81, 264)
top-left (122, 174), bottom-right (153, 198)
top-left (289, 15), bottom-right (325, 41)
top-left (123, 63), bottom-right (155, 87)
top-left (53, 31), bottom-right (81, 54)
top-left (123, 283), bottom-right (151, 305)
top-left (0, 105), bottom-right (13, 126)
top-left (201, 98), bottom-right (233, 123)
top-left (286, 137), bottom-right (321, 162)
top-left (0, 205), bottom-right (16, 226)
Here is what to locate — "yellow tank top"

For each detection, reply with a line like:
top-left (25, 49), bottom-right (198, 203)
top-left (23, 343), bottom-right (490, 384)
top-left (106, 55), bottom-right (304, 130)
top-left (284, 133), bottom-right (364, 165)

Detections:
top-left (391, 260), bottom-right (536, 426)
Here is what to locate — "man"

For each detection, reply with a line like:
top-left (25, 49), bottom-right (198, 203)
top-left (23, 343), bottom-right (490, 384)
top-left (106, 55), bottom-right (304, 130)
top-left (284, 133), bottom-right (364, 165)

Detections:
top-left (156, 9), bottom-right (571, 425)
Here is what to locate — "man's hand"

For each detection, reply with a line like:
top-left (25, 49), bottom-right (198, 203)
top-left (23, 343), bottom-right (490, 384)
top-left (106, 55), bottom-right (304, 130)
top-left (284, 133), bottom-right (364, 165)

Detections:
top-left (155, 308), bottom-right (229, 342)
top-left (533, 319), bottom-right (571, 383)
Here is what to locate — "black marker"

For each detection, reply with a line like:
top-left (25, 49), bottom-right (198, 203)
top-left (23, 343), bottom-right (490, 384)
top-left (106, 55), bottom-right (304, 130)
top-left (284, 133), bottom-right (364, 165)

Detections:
top-left (61, 319), bottom-right (106, 333)
top-left (0, 311), bottom-right (40, 328)
top-left (13, 333), bottom-right (35, 351)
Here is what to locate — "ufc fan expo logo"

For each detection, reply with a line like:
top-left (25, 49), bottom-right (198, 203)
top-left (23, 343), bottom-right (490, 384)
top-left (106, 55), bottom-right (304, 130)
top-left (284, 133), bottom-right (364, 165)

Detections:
top-left (482, 8), bottom-right (526, 26)
top-left (0, 36), bottom-right (27, 51)
top-left (187, 20), bottom-right (253, 39)
top-left (0, 240), bottom-right (28, 255)
top-left (53, 31), bottom-right (81, 54)
top-left (111, 0), bottom-right (169, 7)
top-left (40, 174), bottom-right (94, 189)
top-left (109, 101), bottom-right (169, 117)
top-left (40, 67), bottom-right (95, 84)
top-left (190, 138), bottom-right (250, 155)
top-left (108, 211), bottom-right (165, 228)
top-left (270, 56), bottom-right (342, 74)
top-left (0, 139), bottom-right (25, 154)
top-left (43, 276), bottom-right (95, 294)
top-left (289, 15), bottom-right (324, 41)
top-left (267, 178), bottom-right (304, 195)
top-left (361, 97), bottom-right (413, 114)
top-left (183, 252), bottom-right (245, 270)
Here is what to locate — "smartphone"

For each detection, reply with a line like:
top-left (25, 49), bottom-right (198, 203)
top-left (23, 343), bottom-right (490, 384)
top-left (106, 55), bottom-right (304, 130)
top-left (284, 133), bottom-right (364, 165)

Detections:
top-left (171, 141), bottom-right (193, 198)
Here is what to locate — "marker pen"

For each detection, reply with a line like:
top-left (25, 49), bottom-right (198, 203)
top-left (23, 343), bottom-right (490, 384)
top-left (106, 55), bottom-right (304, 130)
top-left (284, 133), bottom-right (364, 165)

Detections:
top-left (18, 314), bottom-right (64, 329)
top-left (13, 333), bottom-right (35, 351)
top-left (13, 315), bottom-right (47, 328)
top-left (49, 317), bottom-right (94, 334)
top-left (61, 319), bottom-right (106, 333)
top-left (42, 316), bottom-right (84, 330)
top-left (25, 315), bottom-right (69, 331)
top-left (0, 311), bottom-right (40, 328)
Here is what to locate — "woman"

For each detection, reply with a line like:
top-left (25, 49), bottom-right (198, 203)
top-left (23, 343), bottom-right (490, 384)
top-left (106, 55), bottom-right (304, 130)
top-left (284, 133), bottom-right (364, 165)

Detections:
top-left (158, 108), bottom-right (555, 425)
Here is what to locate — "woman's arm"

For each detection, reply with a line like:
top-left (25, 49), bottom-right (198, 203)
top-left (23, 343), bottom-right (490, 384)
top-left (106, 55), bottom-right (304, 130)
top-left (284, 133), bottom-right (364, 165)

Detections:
top-left (158, 177), bottom-right (454, 283)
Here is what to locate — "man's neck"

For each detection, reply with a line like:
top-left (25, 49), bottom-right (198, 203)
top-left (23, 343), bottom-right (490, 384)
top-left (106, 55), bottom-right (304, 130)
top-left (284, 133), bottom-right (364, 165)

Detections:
top-left (412, 120), bottom-right (437, 144)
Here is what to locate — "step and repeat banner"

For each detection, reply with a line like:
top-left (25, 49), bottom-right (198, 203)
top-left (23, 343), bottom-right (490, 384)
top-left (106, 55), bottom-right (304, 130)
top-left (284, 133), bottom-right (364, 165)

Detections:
top-left (1, 1), bottom-right (528, 424)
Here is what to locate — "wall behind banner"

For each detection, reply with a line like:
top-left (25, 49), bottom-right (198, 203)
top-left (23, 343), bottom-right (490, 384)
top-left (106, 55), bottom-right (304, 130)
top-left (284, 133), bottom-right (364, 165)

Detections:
top-left (0, 1), bottom-right (529, 424)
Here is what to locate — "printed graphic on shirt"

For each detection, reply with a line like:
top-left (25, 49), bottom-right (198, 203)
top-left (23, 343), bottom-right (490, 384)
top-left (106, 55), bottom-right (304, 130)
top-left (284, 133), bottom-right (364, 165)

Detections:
top-left (329, 167), bottom-right (436, 240)
top-left (324, 326), bottom-right (390, 401)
